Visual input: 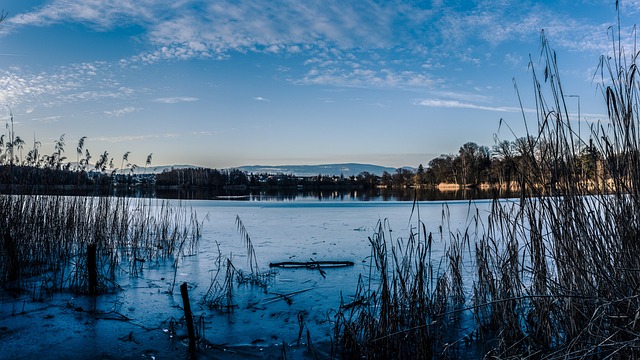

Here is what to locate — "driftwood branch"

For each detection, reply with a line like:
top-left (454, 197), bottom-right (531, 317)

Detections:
top-left (269, 261), bottom-right (355, 268)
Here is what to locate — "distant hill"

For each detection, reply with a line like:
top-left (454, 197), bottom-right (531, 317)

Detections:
top-left (86, 163), bottom-right (408, 177)
top-left (64, 163), bottom-right (200, 175)
top-left (146, 164), bottom-right (199, 174)
top-left (237, 163), bottom-right (402, 177)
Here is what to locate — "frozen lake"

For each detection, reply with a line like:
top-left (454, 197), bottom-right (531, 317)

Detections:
top-left (178, 198), bottom-right (494, 346)
top-left (1, 197), bottom-right (497, 358)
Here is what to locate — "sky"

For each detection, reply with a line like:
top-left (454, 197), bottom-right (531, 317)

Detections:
top-left (0, 0), bottom-right (635, 169)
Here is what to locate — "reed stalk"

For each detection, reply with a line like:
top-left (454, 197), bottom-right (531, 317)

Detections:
top-left (469, 16), bottom-right (640, 358)
top-left (334, 9), bottom-right (640, 358)
top-left (0, 194), bottom-right (200, 297)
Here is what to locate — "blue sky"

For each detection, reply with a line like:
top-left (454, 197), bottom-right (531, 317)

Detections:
top-left (0, 1), bottom-right (634, 169)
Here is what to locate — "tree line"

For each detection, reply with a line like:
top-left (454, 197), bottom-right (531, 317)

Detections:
top-left (0, 125), bottom-right (604, 193)
top-left (155, 137), bottom-right (602, 191)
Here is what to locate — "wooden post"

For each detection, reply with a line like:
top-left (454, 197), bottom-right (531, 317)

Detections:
top-left (87, 243), bottom-right (97, 295)
top-left (180, 282), bottom-right (196, 352)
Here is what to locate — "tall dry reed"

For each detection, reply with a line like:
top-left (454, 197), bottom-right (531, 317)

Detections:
top-left (333, 211), bottom-right (473, 359)
top-left (0, 195), bottom-right (201, 298)
top-left (334, 9), bottom-right (640, 359)
top-left (471, 20), bottom-right (640, 358)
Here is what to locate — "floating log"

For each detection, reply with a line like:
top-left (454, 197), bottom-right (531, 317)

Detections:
top-left (269, 261), bottom-right (354, 268)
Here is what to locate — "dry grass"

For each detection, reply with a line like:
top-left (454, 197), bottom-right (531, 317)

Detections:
top-left (201, 215), bottom-right (274, 312)
top-left (334, 11), bottom-right (640, 359)
top-left (333, 215), bottom-right (466, 359)
top-left (474, 25), bottom-right (640, 358)
top-left (0, 195), bottom-right (201, 298)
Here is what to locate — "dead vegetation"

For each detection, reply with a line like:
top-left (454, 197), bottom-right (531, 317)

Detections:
top-left (333, 13), bottom-right (640, 359)
top-left (0, 195), bottom-right (201, 298)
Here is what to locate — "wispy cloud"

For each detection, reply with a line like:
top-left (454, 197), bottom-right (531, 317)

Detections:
top-left (5, 1), bottom-right (623, 62)
top-left (5, 1), bottom-right (412, 56)
top-left (152, 97), bottom-right (199, 104)
top-left (91, 134), bottom-right (160, 143)
top-left (317, 97), bottom-right (335, 103)
top-left (253, 96), bottom-right (269, 102)
top-left (504, 53), bottom-right (524, 67)
top-left (0, 63), bottom-right (135, 109)
top-left (436, 2), bottom-right (610, 54)
top-left (430, 91), bottom-right (493, 104)
top-left (299, 63), bottom-right (440, 89)
top-left (5, 0), bottom-right (154, 31)
top-left (104, 106), bottom-right (140, 117)
top-left (416, 98), bottom-right (523, 113)
top-left (192, 131), bottom-right (214, 136)
top-left (0, 68), bottom-right (73, 107)
top-left (30, 115), bottom-right (62, 123)
top-left (418, 97), bottom-right (606, 120)
top-left (1, 1), bottom-right (627, 95)
top-left (60, 88), bottom-right (136, 103)
top-left (620, 1), bottom-right (640, 15)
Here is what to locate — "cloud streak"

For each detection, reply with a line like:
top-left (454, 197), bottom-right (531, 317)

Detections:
top-left (91, 134), bottom-right (161, 143)
top-left (0, 62), bottom-right (136, 109)
top-left (6, 0), bottom-right (155, 31)
top-left (104, 106), bottom-right (140, 117)
top-left (152, 97), bottom-right (199, 104)
top-left (5, 1), bottom-right (616, 66)
top-left (416, 98), bottom-right (523, 113)
top-left (299, 59), bottom-right (441, 89)
top-left (0, 1), bottom-right (622, 124)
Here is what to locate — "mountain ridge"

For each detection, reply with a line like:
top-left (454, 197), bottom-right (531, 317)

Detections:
top-left (237, 163), bottom-right (405, 177)
top-left (134, 163), bottom-right (409, 177)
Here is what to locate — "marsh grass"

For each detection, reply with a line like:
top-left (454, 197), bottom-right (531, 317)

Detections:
top-left (202, 215), bottom-right (274, 312)
top-left (202, 258), bottom-right (239, 312)
top-left (334, 217), bottom-right (457, 359)
top-left (0, 194), bottom-right (201, 298)
top-left (334, 13), bottom-right (640, 359)
top-left (470, 25), bottom-right (640, 358)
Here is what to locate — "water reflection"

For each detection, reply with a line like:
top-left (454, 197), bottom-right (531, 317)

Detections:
top-left (0, 185), bottom-right (517, 201)
top-left (152, 187), bottom-right (515, 201)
